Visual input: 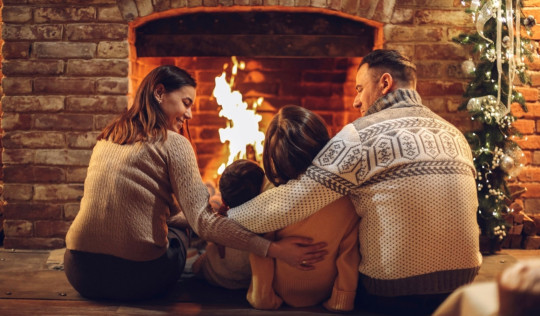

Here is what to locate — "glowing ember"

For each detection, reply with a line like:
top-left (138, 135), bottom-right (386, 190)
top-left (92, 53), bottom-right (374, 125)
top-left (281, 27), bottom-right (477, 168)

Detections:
top-left (213, 57), bottom-right (265, 175)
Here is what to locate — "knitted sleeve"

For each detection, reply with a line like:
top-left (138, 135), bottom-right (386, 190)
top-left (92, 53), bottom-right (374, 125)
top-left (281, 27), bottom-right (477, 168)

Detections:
top-left (227, 173), bottom-right (343, 233)
top-left (166, 133), bottom-right (270, 257)
top-left (324, 214), bottom-right (360, 312)
top-left (226, 125), bottom-right (360, 233)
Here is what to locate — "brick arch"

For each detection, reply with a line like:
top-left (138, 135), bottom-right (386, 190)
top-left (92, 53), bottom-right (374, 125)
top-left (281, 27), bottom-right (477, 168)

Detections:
top-left (115, 1), bottom-right (388, 44)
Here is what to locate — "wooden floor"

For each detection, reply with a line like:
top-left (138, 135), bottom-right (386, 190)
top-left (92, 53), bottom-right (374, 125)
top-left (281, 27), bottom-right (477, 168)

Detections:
top-left (0, 248), bottom-right (538, 316)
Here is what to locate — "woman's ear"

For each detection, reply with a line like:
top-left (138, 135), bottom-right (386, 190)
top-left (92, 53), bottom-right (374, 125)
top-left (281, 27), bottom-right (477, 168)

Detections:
top-left (154, 84), bottom-right (165, 104)
top-left (379, 73), bottom-right (394, 94)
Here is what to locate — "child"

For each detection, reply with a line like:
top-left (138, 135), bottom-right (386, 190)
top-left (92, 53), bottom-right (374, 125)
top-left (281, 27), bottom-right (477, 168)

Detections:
top-left (247, 105), bottom-right (360, 312)
top-left (191, 159), bottom-right (265, 290)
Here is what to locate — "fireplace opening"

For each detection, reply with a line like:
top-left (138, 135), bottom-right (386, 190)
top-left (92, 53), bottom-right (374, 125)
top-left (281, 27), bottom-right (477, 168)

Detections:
top-left (131, 10), bottom-right (380, 182)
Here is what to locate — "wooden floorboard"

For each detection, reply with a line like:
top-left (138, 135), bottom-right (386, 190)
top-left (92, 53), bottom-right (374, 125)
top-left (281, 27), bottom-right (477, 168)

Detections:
top-left (0, 249), bottom-right (538, 315)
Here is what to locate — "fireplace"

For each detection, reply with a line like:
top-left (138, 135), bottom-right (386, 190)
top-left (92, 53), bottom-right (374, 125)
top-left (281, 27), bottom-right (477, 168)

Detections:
top-left (1, 1), bottom-right (538, 250)
top-left (131, 10), bottom-right (378, 181)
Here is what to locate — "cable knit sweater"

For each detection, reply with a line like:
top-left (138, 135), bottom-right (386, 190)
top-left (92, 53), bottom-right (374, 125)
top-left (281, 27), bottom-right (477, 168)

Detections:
top-left (229, 89), bottom-right (482, 297)
top-left (66, 130), bottom-right (270, 262)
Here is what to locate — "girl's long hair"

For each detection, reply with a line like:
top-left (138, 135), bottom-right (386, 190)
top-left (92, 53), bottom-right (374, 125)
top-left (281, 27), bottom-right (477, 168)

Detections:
top-left (263, 105), bottom-right (330, 186)
top-left (98, 65), bottom-right (196, 144)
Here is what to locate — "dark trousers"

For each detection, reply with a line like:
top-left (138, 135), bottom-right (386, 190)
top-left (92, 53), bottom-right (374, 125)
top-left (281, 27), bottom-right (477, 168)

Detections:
top-left (355, 282), bottom-right (450, 316)
top-left (64, 227), bottom-right (187, 301)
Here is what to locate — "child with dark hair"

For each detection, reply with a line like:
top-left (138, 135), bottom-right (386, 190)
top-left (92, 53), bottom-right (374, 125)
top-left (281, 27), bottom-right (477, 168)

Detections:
top-left (248, 105), bottom-right (360, 312)
top-left (192, 159), bottom-right (264, 289)
top-left (219, 160), bottom-right (265, 209)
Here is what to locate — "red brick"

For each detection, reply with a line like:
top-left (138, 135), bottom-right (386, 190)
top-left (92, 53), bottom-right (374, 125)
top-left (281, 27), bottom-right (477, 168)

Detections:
top-left (97, 41), bottom-right (129, 58)
top-left (516, 135), bottom-right (540, 150)
top-left (384, 25), bottom-right (444, 42)
top-left (4, 165), bottom-right (65, 183)
top-left (66, 132), bottom-right (100, 148)
top-left (4, 220), bottom-right (33, 237)
top-left (66, 95), bottom-right (126, 113)
top-left (92, 114), bottom-right (114, 131)
top-left (301, 96), bottom-right (347, 111)
top-left (34, 7), bottom-right (96, 23)
top-left (512, 103), bottom-right (540, 119)
top-left (33, 184), bottom-right (84, 201)
top-left (414, 9), bottom-right (471, 27)
top-left (2, 24), bottom-right (62, 41)
top-left (1, 113), bottom-right (32, 131)
top-left (530, 71), bottom-right (540, 87)
top-left (3, 203), bottom-right (63, 220)
top-left (34, 149), bottom-right (92, 166)
top-left (35, 220), bottom-right (71, 238)
top-left (415, 44), bottom-right (468, 60)
top-left (515, 87), bottom-right (539, 102)
top-left (514, 119), bottom-right (536, 134)
top-left (2, 60), bottom-right (64, 76)
top-left (96, 78), bottom-right (129, 94)
top-left (34, 78), bottom-right (95, 94)
top-left (97, 6), bottom-right (124, 22)
top-left (417, 81), bottom-right (464, 96)
top-left (522, 183), bottom-right (540, 197)
top-left (2, 149), bottom-right (35, 164)
top-left (66, 59), bottom-right (129, 76)
top-left (1, 77), bottom-right (32, 95)
top-left (2, 96), bottom-right (65, 112)
top-left (2, 131), bottom-right (65, 148)
top-left (34, 114), bottom-right (94, 131)
top-left (1, 42), bottom-right (31, 59)
top-left (519, 167), bottom-right (540, 182)
top-left (65, 23), bottom-right (128, 41)
top-left (34, 42), bottom-right (96, 59)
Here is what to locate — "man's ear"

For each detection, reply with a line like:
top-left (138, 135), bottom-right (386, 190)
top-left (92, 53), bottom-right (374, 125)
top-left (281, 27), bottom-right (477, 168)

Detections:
top-left (154, 84), bottom-right (165, 103)
top-left (379, 73), bottom-right (394, 94)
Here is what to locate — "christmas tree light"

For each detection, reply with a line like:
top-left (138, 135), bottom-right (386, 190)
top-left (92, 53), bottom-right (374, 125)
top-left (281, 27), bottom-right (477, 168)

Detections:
top-left (454, 0), bottom-right (535, 242)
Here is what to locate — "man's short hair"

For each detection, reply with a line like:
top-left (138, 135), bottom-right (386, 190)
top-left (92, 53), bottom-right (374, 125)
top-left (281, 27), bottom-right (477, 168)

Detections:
top-left (219, 159), bottom-right (264, 208)
top-left (359, 49), bottom-right (417, 86)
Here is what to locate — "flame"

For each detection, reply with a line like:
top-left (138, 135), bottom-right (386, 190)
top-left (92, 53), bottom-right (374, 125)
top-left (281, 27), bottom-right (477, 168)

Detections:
top-left (213, 57), bottom-right (265, 175)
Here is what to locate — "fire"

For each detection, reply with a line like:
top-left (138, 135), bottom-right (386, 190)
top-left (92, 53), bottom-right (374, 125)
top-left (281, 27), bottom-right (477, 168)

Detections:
top-left (213, 57), bottom-right (265, 175)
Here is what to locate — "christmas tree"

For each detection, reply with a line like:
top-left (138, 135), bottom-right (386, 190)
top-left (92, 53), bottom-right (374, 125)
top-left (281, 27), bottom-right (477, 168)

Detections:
top-left (454, 0), bottom-right (535, 242)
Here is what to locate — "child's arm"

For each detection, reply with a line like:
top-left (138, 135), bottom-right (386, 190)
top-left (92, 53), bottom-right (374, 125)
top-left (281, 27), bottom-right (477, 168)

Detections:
top-left (323, 214), bottom-right (360, 312)
top-left (247, 232), bottom-right (283, 310)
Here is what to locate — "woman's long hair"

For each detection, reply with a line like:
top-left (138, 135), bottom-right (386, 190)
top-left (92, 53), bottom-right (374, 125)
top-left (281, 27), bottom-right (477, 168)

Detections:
top-left (98, 65), bottom-right (196, 144)
top-left (263, 105), bottom-right (330, 186)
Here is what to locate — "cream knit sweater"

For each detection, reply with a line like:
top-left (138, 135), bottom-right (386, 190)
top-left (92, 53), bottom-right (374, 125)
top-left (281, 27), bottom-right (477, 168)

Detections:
top-left (66, 131), bottom-right (270, 262)
top-left (229, 89), bottom-right (482, 296)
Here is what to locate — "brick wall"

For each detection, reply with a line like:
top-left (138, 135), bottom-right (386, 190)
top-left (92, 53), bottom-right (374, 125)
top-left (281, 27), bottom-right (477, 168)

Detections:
top-left (0, 0), bottom-right (539, 249)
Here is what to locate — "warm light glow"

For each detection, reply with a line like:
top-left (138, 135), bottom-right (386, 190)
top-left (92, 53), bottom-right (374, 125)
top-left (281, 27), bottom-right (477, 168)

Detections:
top-left (213, 57), bottom-right (265, 175)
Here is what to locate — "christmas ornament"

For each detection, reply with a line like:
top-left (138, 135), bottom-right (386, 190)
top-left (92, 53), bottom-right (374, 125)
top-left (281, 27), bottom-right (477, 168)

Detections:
top-left (524, 15), bottom-right (536, 27)
top-left (461, 59), bottom-right (476, 75)
top-left (485, 49), bottom-right (497, 62)
top-left (504, 145), bottom-right (526, 177)
top-left (499, 154), bottom-right (514, 173)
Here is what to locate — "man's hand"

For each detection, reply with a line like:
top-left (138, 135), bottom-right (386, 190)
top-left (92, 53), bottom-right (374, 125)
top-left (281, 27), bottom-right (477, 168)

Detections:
top-left (266, 236), bottom-right (327, 271)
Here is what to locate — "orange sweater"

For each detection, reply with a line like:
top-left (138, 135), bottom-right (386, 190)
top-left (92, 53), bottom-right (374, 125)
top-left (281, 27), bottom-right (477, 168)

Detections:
top-left (247, 196), bottom-right (359, 311)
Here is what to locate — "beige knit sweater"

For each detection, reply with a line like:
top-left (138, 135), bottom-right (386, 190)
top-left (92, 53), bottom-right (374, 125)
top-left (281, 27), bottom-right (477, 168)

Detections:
top-left (66, 131), bottom-right (270, 262)
top-left (229, 89), bottom-right (482, 296)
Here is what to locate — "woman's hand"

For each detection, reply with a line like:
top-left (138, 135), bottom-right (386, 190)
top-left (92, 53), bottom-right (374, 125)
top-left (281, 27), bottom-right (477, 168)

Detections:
top-left (266, 236), bottom-right (328, 271)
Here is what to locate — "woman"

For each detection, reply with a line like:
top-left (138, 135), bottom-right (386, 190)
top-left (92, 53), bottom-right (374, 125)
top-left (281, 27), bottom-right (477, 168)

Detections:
top-left (64, 65), bottom-right (326, 300)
